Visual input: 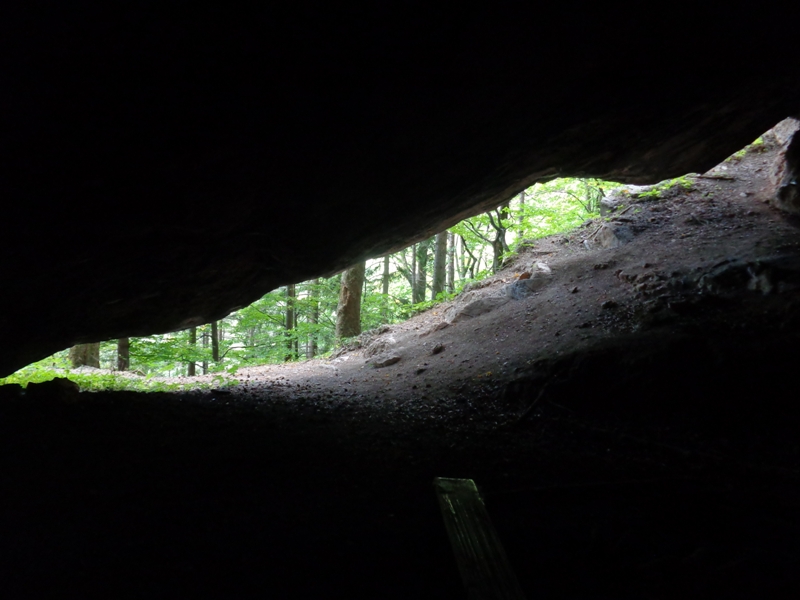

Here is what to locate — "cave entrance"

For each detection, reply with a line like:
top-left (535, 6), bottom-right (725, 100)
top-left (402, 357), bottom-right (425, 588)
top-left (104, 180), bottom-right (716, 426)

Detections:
top-left (3, 120), bottom-right (795, 403)
top-left (3, 120), bottom-right (800, 597)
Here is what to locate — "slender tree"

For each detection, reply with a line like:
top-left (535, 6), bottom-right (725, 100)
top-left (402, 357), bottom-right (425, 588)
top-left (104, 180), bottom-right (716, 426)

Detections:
top-left (381, 254), bottom-right (391, 323)
top-left (411, 243), bottom-right (417, 302)
top-left (117, 338), bottom-right (130, 371)
top-left (447, 231), bottom-right (455, 293)
top-left (395, 245), bottom-right (416, 295)
top-left (202, 326), bottom-right (209, 375)
top-left (187, 326), bottom-right (197, 376)
top-left (336, 261), bottom-right (365, 339)
top-left (459, 234), bottom-right (479, 279)
top-left (69, 343), bottom-right (100, 368)
top-left (461, 202), bottom-right (510, 273)
top-left (285, 283), bottom-right (297, 360)
top-left (431, 231), bottom-right (447, 300)
top-left (414, 238), bottom-right (432, 303)
top-left (488, 201), bottom-right (511, 272)
top-left (308, 278), bottom-right (320, 358)
top-left (211, 321), bottom-right (219, 363)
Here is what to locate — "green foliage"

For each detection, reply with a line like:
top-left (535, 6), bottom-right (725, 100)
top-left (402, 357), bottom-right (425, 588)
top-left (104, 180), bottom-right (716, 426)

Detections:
top-left (450, 178), bottom-right (618, 277)
top-left (6, 176), bottom-right (627, 382)
top-left (729, 148), bottom-right (747, 161)
top-left (0, 361), bottom-right (67, 387)
top-left (636, 175), bottom-right (694, 200)
top-left (0, 356), bottom-right (238, 392)
top-left (394, 289), bottom-right (460, 321)
top-left (511, 178), bottom-right (614, 237)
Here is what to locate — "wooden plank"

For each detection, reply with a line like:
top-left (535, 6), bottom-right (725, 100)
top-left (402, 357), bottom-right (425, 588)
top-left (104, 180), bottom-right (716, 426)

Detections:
top-left (433, 478), bottom-right (527, 600)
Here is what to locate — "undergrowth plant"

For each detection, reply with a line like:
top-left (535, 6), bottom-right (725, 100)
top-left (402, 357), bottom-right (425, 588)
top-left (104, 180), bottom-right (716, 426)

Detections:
top-left (0, 357), bottom-right (238, 393)
top-left (636, 175), bottom-right (694, 200)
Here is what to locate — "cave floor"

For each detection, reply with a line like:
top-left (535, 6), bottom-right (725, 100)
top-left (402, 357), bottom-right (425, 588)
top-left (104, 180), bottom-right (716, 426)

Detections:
top-left (3, 140), bottom-right (800, 598)
top-left (2, 361), bottom-right (799, 599)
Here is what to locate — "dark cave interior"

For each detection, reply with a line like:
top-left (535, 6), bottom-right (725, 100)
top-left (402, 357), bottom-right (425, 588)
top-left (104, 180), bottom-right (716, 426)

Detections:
top-left (2, 7), bottom-right (800, 598)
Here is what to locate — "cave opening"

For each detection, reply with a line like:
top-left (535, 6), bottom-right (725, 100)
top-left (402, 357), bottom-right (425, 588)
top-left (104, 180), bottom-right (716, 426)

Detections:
top-left (3, 122), bottom-right (800, 598)
top-left (4, 5), bottom-right (800, 595)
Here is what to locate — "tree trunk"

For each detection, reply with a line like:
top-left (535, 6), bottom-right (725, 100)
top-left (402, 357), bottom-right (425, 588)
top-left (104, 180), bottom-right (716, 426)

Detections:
top-left (489, 201), bottom-right (510, 273)
top-left (394, 246), bottom-right (416, 292)
top-left (202, 327), bottom-right (209, 375)
top-left (447, 231), bottom-right (455, 293)
top-left (411, 243), bottom-right (417, 303)
top-left (460, 234), bottom-right (478, 279)
top-left (187, 327), bottom-right (196, 376)
top-left (285, 284), bottom-right (296, 361)
top-left (491, 238), bottom-right (504, 272)
top-left (382, 254), bottom-right (391, 323)
top-left (455, 235), bottom-right (464, 280)
top-left (247, 327), bottom-right (255, 350)
top-left (69, 343), bottom-right (100, 368)
top-left (336, 262), bottom-right (365, 339)
top-left (211, 320), bottom-right (219, 362)
top-left (413, 238), bottom-right (431, 303)
top-left (431, 231), bottom-right (447, 300)
top-left (117, 338), bottom-right (130, 371)
top-left (308, 279), bottom-right (320, 358)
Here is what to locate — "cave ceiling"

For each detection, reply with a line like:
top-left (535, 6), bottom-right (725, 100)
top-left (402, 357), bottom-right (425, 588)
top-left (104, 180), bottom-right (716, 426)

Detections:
top-left (2, 6), bottom-right (798, 375)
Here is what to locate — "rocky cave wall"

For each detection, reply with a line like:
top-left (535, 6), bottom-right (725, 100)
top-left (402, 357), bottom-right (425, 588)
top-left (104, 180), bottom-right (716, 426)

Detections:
top-left (2, 6), bottom-right (799, 376)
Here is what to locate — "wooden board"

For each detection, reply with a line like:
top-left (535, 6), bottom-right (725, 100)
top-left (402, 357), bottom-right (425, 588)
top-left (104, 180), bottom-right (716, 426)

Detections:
top-left (433, 478), bottom-right (527, 600)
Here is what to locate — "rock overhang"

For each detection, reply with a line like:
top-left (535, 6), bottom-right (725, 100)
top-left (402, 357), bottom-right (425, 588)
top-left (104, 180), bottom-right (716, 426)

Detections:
top-left (1, 6), bottom-right (799, 376)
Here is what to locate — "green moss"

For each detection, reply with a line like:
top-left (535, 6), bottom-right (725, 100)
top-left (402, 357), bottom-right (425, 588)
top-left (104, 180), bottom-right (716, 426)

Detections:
top-left (637, 175), bottom-right (695, 200)
top-left (727, 136), bottom-right (767, 162)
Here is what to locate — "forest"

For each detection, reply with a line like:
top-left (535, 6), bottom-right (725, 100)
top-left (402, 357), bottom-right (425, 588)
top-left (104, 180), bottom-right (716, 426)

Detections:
top-left (3, 177), bottom-right (618, 388)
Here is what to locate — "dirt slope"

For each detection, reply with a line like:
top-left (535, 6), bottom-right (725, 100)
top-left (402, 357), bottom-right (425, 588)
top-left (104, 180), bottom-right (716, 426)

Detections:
top-left (3, 125), bottom-right (800, 599)
top-left (158, 120), bottom-right (800, 428)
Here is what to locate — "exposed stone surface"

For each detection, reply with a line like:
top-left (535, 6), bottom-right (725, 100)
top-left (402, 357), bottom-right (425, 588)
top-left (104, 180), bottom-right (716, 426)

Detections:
top-left (591, 223), bottom-right (635, 249)
top-left (769, 119), bottom-right (800, 215)
top-left (600, 185), bottom-right (654, 215)
top-left (363, 335), bottom-right (397, 358)
top-left (368, 354), bottom-right (402, 368)
top-left (419, 321), bottom-right (449, 337)
top-left (698, 255), bottom-right (800, 296)
top-left (766, 117), bottom-right (800, 146)
top-left (504, 275), bottom-right (551, 300)
top-left (2, 8), bottom-right (799, 374)
top-left (445, 293), bottom-right (509, 323)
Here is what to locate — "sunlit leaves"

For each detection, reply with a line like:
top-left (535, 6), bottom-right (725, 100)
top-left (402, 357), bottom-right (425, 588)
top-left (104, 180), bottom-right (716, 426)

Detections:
top-left (10, 177), bottom-right (622, 379)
